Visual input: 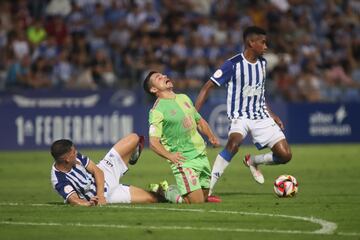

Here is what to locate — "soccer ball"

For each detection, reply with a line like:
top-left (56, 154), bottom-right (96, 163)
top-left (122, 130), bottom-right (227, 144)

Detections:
top-left (273, 175), bottom-right (298, 197)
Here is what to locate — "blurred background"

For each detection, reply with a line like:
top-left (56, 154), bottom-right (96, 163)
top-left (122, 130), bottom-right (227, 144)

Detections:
top-left (0, 0), bottom-right (359, 150)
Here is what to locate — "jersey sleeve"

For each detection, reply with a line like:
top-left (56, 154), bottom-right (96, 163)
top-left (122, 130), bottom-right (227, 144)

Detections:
top-left (149, 109), bottom-right (164, 138)
top-left (55, 180), bottom-right (76, 201)
top-left (210, 60), bottom-right (234, 86)
top-left (76, 152), bottom-right (89, 167)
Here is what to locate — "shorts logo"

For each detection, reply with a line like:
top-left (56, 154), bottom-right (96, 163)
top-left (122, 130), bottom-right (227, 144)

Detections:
top-left (185, 168), bottom-right (198, 186)
top-left (105, 159), bottom-right (114, 167)
top-left (214, 69), bottom-right (223, 78)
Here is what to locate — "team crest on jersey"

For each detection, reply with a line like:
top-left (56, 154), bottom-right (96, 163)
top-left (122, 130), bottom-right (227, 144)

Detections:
top-left (214, 69), bottom-right (223, 78)
top-left (182, 116), bottom-right (193, 129)
top-left (64, 185), bottom-right (74, 194)
top-left (184, 102), bottom-right (191, 109)
top-left (170, 109), bottom-right (177, 116)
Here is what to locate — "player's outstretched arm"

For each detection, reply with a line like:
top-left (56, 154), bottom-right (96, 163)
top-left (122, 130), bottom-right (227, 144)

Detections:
top-left (67, 192), bottom-right (98, 207)
top-left (266, 102), bottom-right (284, 130)
top-left (86, 160), bottom-right (106, 205)
top-left (195, 80), bottom-right (216, 111)
top-left (149, 136), bottom-right (185, 166)
top-left (197, 118), bottom-right (220, 147)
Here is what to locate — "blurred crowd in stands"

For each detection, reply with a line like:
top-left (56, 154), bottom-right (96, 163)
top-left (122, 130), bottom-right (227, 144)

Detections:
top-left (0, 0), bottom-right (359, 102)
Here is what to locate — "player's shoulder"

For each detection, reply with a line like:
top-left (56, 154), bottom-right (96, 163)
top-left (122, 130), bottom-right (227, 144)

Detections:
top-left (51, 165), bottom-right (67, 184)
top-left (150, 98), bottom-right (161, 110)
top-left (227, 53), bottom-right (243, 64)
top-left (176, 93), bottom-right (191, 101)
top-left (149, 98), bottom-right (164, 116)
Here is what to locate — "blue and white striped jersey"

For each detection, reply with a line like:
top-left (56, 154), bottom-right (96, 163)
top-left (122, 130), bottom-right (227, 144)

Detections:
top-left (50, 152), bottom-right (107, 202)
top-left (211, 53), bottom-right (270, 120)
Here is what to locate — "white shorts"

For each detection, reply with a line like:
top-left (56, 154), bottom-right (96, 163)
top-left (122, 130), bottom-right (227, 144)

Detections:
top-left (97, 148), bottom-right (131, 203)
top-left (228, 117), bottom-right (285, 149)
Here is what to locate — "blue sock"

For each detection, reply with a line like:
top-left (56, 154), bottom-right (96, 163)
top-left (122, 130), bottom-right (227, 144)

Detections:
top-left (219, 148), bottom-right (235, 162)
top-left (273, 154), bottom-right (285, 164)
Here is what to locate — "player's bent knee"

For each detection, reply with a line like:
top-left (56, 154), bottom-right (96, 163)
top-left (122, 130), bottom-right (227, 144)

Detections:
top-left (280, 152), bottom-right (292, 164)
top-left (127, 133), bottom-right (140, 144)
top-left (184, 189), bottom-right (205, 204)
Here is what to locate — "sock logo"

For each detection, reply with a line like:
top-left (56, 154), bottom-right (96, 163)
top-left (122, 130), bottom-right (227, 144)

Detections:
top-left (213, 172), bottom-right (221, 178)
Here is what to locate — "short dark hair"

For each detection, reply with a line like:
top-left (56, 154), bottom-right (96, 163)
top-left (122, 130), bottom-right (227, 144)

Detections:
top-left (243, 26), bottom-right (266, 42)
top-left (50, 139), bottom-right (73, 163)
top-left (143, 71), bottom-right (157, 95)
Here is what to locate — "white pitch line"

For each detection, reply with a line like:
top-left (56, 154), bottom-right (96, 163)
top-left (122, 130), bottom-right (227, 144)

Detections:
top-left (1, 202), bottom-right (355, 237)
top-left (337, 232), bottom-right (360, 237)
top-left (0, 221), bottom-right (329, 235)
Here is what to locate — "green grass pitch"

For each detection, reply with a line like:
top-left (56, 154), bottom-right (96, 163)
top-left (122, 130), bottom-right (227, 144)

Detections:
top-left (0, 144), bottom-right (359, 240)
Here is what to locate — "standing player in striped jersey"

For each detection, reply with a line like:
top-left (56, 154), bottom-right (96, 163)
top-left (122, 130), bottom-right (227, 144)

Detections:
top-left (195, 26), bottom-right (292, 195)
top-left (50, 133), bottom-right (164, 206)
top-left (143, 71), bottom-right (221, 203)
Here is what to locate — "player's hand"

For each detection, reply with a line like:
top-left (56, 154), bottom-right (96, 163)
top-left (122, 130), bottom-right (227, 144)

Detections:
top-left (96, 195), bottom-right (107, 206)
top-left (169, 152), bottom-right (186, 167)
top-left (209, 136), bottom-right (220, 147)
top-left (273, 115), bottom-right (284, 130)
top-left (89, 196), bottom-right (99, 206)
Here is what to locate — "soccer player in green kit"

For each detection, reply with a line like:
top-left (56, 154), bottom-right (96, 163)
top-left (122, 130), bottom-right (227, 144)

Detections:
top-left (143, 71), bottom-right (220, 203)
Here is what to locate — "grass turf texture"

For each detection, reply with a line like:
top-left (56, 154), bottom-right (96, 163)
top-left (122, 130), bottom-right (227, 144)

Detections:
top-left (0, 144), bottom-right (359, 240)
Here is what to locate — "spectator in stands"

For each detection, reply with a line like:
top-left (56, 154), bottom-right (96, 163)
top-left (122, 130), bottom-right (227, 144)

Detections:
top-left (11, 31), bottom-right (30, 60)
top-left (26, 19), bottom-right (47, 47)
top-left (29, 57), bottom-right (52, 88)
top-left (6, 54), bottom-right (31, 89)
top-left (0, 0), bottom-right (358, 103)
top-left (52, 49), bottom-right (73, 88)
top-left (297, 59), bottom-right (324, 102)
top-left (91, 49), bottom-right (116, 88)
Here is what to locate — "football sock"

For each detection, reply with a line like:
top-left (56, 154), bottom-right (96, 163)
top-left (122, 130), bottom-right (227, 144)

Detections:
top-left (251, 152), bottom-right (277, 165)
top-left (209, 150), bottom-right (233, 195)
top-left (129, 145), bottom-right (140, 165)
top-left (164, 185), bottom-right (183, 203)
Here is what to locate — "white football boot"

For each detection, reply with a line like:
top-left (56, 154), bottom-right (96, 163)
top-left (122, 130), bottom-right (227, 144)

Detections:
top-left (243, 154), bottom-right (265, 184)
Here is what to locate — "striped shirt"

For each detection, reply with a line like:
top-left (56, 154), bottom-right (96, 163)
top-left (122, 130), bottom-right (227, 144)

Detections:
top-left (211, 53), bottom-right (270, 119)
top-left (50, 152), bottom-right (107, 202)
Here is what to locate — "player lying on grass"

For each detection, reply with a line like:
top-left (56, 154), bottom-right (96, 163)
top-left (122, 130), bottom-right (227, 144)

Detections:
top-left (143, 71), bottom-right (221, 203)
top-left (50, 133), bottom-right (177, 206)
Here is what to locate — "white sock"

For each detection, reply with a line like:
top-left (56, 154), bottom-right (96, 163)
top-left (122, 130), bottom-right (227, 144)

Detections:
top-left (209, 154), bottom-right (230, 196)
top-left (251, 152), bottom-right (275, 165)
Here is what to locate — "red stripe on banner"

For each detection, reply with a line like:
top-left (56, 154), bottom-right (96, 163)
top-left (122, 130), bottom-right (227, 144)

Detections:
top-left (178, 167), bottom-right (191, 193)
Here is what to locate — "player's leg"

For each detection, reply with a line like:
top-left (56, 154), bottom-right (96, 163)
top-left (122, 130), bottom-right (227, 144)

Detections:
top-left (112, 133), bottom-right (143, 165)
top-left (244, 118), bottom-right (289, 183)
top-left (148, 181), bottom-right (184, 203)
top-left (183, 189), bottom-right (205, 203)
top-left (173, 166), bottom-right (206, 203)
top-left (106, 184), bottom-right (161, 204)
top-left (97, 134), bottom-right (144, 204)
top-left (210, 132), bottom-right (244, 195)
top-left (202, 188), bottom-right (209, 199)
top-left (248, 118), bottom-right (290, 166)
top-left (246, 140), bottom-right (291, 166)
top-left (196, 154), bottom-right (221, 202)
top-left (271, 139), bottom-right (292, 163)
top-left (129, 185), bottom-right (160, 203)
